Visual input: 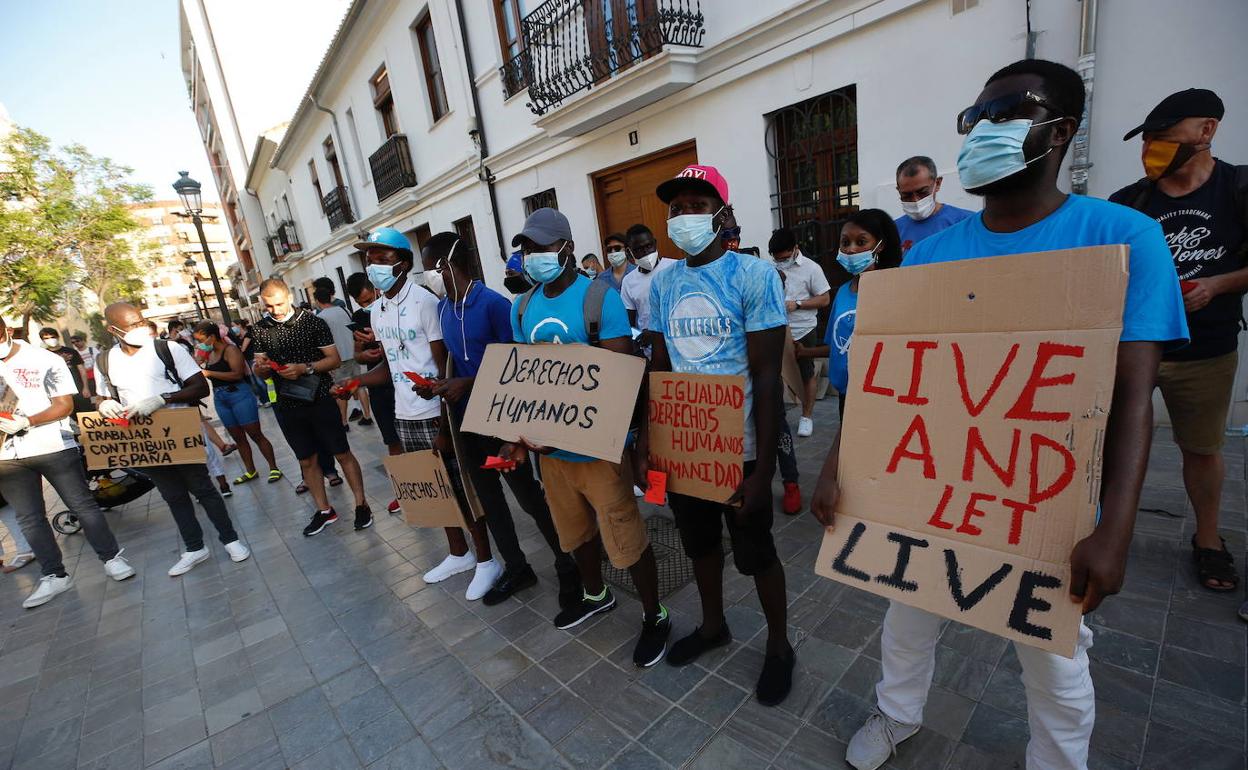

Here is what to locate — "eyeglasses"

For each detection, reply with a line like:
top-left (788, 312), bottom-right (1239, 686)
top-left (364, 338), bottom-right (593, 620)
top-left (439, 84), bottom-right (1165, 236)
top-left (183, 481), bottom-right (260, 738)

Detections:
top-left (956, 91), bottom-right (1068, 134)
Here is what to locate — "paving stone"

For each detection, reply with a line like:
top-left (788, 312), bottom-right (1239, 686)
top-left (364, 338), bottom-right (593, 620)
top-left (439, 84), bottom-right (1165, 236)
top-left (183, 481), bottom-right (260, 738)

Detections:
top-left (527, 686), bottom-right (591, 744)
top-left (366, 737), bottom-right (443, 770)
top-left (1157, 644), bottom-right (1245, 702)
top-left (208, 712), bottom-right (277, 766)
top-left (639, 706), bottom-right (714, 766)
top-left (292, 736), bottom-right (362, 770)
top-left (556, 709), bottom-right (631, 768)
top-left (430, 701), bottom-right (565, 769)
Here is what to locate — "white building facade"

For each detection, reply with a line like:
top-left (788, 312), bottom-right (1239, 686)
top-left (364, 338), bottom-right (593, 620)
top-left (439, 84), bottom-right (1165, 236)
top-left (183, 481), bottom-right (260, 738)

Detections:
top-left (215, 0), bottom-right (1248, 418)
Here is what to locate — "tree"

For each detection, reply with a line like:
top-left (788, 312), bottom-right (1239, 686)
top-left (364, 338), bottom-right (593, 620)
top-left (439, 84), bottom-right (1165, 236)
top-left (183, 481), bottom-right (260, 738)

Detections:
top-left (0, 126), bottom-right (153, 328)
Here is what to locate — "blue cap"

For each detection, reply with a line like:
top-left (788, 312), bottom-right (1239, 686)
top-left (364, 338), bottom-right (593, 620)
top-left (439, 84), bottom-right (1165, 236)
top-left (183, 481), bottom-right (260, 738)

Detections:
top-left (505, 251), bottom-right (524, 272)
top-left (353, 227), bottom-right (412, 253)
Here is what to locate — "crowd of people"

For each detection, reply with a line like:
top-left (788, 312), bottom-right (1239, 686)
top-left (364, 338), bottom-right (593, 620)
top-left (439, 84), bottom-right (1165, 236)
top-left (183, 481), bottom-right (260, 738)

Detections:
top-left (0, 58), bottom-right (1244, 769)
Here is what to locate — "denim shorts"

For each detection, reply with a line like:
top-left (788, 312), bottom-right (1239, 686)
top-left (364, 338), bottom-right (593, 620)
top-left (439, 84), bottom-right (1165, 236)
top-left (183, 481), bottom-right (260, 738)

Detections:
top-left (214, 384), bottom-right (260, 428)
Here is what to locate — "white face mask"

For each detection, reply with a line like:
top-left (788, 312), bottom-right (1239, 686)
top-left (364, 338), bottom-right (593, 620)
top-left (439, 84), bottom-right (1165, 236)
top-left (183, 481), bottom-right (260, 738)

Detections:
top-left (119, 326), bottom-right (154, 347)
top-left (272, 309), bottom-right (295, 323)
top-left (635, 251), bottom-right (659, 272)
top-left (901, 193), bottom-right (937, 221)
top-left (424, 270), bottom-right (446, 298)
top-left (41, 338), bottom-right (58, 349)
top-left (606, 250), bottom-right (628, 268)
top-left (0, 335), bottom-right (12, 359)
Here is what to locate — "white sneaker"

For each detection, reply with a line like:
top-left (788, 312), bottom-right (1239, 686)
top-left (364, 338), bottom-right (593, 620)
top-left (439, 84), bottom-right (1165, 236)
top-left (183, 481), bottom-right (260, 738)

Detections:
top-left (23, 574), bottom-right (73, 609)
top-left (422, 551), bottom-right (476, 584)
top-left (797, 416), bottom-right (814, 437)
top-left (103, 549), bottom-right (136, 581)
top-left (845, 708), bottom-right (921, 770)
top-left (167, 548), bottom-right (210, 577)
top-left (465, 559), bottom-right (503, 601)
top-left (224, 541), bottom-right (251, 563)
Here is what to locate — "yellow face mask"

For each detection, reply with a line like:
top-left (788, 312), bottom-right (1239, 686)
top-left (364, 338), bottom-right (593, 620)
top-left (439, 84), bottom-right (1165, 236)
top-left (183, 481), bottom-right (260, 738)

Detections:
top-left (1142, 139), bottom-right (1206, 181)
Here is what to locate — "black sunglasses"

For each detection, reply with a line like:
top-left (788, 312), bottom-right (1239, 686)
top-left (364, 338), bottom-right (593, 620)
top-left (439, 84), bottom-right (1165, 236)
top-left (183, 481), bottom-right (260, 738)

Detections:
top-left (956, 91), bottom-right (1068, 134)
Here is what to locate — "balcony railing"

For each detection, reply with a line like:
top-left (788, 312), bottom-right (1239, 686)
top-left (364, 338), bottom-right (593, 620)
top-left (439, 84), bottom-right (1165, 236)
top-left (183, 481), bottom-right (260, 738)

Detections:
top-left (369, 134), bottom-right (418, 203)
top-left (321, 187), bottom-right (354, 231)
top-left (499, 0), bottom-right (705, 115)
top-left (278, 220), bottom-right (302, 253)
top-left (267, 234), bottom-right (285, 263)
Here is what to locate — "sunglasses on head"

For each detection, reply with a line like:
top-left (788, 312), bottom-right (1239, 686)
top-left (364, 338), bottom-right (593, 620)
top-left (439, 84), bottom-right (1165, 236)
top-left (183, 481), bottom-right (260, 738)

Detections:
top-left (956, 91), bottom-right (1068, 134)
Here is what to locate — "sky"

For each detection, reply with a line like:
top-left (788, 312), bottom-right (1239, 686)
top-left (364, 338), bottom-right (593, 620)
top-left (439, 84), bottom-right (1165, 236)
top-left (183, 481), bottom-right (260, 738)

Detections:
top-left (0, 0), bottom-right (219, 202)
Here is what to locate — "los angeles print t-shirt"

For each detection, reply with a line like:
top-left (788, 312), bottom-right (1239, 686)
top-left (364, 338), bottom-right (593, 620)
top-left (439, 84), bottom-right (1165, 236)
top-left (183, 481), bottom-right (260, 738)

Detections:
top-left (648, 250), bottom-right (787, 461)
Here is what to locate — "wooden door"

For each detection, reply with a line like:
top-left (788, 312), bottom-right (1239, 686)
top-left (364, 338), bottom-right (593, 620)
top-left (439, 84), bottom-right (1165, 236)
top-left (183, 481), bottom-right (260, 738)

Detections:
top-left (592, 141), bottom-right (697, 260)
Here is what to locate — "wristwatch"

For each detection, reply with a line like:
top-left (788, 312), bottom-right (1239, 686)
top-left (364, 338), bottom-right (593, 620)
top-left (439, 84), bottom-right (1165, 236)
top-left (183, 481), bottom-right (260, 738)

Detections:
top-left (795, 299), bottom-right (803, 309)
top-left (304, 362), bottom-right (315, 375)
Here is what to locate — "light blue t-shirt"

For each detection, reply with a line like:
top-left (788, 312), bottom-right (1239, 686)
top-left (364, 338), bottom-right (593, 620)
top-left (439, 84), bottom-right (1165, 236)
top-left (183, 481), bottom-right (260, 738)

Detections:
top-left (895, 203), bottom-right (976, 252)
top-left (649, 250), bottom-right (787, 461)
top-left (903, 195), bottom-right (1189, 347)
top-left (825, 282), bottom-right (858, 395)
top-left (511, 275), bottom-right (632, 462)
top-left (594, 263), bottom-right (635, 292)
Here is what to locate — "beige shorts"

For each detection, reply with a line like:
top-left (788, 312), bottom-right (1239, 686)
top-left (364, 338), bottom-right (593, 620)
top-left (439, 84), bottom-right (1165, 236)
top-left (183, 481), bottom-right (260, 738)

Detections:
top-left (1157, 351), bottom-right (1237, 455)
top-left (336, 359), bottom-right (362, 380)
top-left (539, 455), bottom-right (648, 569)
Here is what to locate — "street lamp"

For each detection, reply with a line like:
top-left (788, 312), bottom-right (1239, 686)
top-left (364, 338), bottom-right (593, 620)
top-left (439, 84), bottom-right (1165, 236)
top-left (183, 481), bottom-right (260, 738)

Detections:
top-left (183, 257), bottom-right (208, 316)
top-left (173, 171), bottom-right (231, 325)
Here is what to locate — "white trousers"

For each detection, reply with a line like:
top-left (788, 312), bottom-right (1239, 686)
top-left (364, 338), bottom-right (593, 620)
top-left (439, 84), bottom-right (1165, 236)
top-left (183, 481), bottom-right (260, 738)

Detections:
top-left (0, 504), bottom-right (32, 556)
top-left (875, 601), bottom-right (1095, 770)
top-left (203, 428), bottom-right (225, 479)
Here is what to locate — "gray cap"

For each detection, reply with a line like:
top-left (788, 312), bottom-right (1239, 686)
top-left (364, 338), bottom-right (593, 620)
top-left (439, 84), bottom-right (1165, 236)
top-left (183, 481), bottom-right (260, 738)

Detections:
top-left (512, 207), bottom-right (572, 247)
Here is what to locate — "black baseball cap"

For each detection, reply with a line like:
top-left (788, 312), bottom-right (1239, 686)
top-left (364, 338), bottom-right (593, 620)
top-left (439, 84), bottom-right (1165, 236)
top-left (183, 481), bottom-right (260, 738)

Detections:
top-left (1123, 88), bottom-right (1224, 140)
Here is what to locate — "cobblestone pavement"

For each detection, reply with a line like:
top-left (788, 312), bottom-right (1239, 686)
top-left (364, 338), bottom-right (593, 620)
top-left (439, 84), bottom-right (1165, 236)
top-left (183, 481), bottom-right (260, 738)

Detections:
top-left (0, 398), bottom-right (1243, 769)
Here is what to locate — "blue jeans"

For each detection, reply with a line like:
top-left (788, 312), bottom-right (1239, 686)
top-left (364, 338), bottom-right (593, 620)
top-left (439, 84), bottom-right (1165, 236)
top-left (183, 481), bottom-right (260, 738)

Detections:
top-left (0, 448), bottom-right (121, 576)
top-left (214, 384), bottom-right (260, 428)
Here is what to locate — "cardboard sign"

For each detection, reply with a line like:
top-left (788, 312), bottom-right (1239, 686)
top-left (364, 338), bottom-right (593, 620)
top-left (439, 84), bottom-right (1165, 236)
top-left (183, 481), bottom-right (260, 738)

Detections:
top-left (814, 247), bottom-right (1127, 658)
top-left (383, 450), bottom-right (468, 529)
top-left (647, 372), bottom-right (745, 503)
top-left (78, 409), bottom-right (206, 470)
top-left (461, 343), bottom-right (646, 463)
top-left (781, 334), bottom-right (804, 405)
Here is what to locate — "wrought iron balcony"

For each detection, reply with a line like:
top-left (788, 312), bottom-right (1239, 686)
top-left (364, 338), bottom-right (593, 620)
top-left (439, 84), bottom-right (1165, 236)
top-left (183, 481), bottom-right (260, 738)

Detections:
top-left (321, 187), bottom-right (354, 231)
top-left (500, 0), bottom-right (705, 116)
top-left (278, 220), bottom-right (302, 253)
top-left (369, 134), bottom-right (418, 203)
top-left (267, 234), bottom-right (285, 263)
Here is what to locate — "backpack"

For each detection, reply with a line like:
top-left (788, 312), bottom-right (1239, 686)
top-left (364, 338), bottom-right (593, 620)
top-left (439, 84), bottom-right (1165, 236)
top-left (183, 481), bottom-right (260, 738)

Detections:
top-left (1119, 164), bottom-right (1248, 261)
top-left (97, 339), bottom-right (191, 401)
top-left (515, 279), bottom-right (610, 345)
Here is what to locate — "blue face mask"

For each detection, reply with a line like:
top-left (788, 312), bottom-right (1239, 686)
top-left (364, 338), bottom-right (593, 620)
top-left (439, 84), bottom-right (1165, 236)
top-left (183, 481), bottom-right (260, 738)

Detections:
top-left (668, 207), bottom-right (723, 255)
top-left (367, 263), bottom-right (401, 292)
top-left (837, 248), bottom-right (878, 276)
top-left (524, 248), bottom-right (567, 284)
top-left (956, 117), bottom-right (1060, 191)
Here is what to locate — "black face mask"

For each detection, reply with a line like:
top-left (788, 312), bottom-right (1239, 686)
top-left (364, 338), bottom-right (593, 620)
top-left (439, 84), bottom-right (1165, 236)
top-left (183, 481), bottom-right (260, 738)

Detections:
top-left (503, 273), bottom-right (534, 295)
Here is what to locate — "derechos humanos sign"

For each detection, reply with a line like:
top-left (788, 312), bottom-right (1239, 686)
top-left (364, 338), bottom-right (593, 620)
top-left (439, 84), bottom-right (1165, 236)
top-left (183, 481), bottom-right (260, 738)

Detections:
top-left (815, 247), bottom-right (1127, 657)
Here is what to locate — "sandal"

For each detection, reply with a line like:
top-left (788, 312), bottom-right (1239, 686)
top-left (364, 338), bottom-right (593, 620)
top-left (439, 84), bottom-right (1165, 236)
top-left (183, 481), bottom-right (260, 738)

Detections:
top-left (295, 483), bottom-right (310, 495)
top-left (1192, 535), bottom-right (1239, 592)
top-left (2, 553), bottom-right (34, 574)
top-left (220, 487), bottom-right (233, 498)
top-left (328, 475), bottom-right (344, 487)
top-left (234, 471), bottom-right (258, 485)
top-left (222, 444), bottom-right (238, 457)
top-left (267, 469), bottom-right (284, 483)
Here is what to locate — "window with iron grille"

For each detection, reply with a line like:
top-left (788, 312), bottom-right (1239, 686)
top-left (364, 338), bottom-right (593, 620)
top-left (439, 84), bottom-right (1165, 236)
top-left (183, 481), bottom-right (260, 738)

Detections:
top-left (765, 85), bottom-right (859, 265)
top-left (523, 188), bottom-right (559, 216)
top-left (414, 14), bottom-right (449, 121)
top-left (371, 65), bottom-right (399, 138)
top-left (495, 0), bottom-right (528, 95)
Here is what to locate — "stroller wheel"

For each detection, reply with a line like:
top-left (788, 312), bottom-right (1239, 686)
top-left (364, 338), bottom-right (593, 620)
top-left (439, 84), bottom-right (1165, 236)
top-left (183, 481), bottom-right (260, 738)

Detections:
top-left (52, 511), bottom-right (82, 535)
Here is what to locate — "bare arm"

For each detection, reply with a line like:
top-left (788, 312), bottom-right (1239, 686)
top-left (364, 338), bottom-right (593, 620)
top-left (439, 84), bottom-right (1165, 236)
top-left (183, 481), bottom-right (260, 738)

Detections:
top-left (162, 372), bottom-right (209, 404)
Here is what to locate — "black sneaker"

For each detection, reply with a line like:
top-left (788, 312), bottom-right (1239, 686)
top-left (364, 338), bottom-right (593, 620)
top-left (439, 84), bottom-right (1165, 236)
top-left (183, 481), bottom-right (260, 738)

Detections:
top-left (303, 508), bottom-right (338, 537)
top-left (553, 588), bottom-right (615, 630)
top-left (354, 505), bottom-right (373, 531)
top-left (482, 564), bottom-right (538, 606)
top-left (667, 622), bottom-right (732, 667)
top-left (358, 417), bottom-right (373, 427)
top-left (555, 561), bottom-right (583, 611)
top-left (633, 608), bottom-right (672, 668)
top-left (348, 408), bottom-right (363, 422)
top-left (756, 646), bottom-right (795, 706)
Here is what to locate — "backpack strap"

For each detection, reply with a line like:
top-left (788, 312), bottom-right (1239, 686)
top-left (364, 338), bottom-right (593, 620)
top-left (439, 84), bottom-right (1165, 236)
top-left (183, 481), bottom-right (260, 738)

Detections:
top-left (98, 348), bottom-right (120, 401)
top-left (582, 279), bottom-right (609, 347)
top-left (515, 285), bottom-right (540, 342)
top-left (153, 339), bottom-right (184, 388)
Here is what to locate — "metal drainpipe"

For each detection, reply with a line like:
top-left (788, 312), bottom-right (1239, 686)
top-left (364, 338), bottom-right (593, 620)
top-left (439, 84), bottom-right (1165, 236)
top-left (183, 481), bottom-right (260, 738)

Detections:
top-left (1070, 0), bottom-right (1097, 195)
top-left (308, 94), bottom-right (364, 225)
top-left (454, 0), bottom-right (507, 264)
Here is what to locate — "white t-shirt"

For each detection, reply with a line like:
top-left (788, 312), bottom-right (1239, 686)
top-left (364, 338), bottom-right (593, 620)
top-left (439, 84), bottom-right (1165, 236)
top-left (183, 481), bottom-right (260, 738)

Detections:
top-left (96, 341), bottom-right (202, 410)
top-left (0, 342), bottom-right (80, 460)
top-left (370, 281), bottom-right (443, 420)
top-left (778, 254), bottom-right (831, 339)
top-left (316, 304), bottom-right (356, 365)
top-left (620, 256), bottom-right (676, 332)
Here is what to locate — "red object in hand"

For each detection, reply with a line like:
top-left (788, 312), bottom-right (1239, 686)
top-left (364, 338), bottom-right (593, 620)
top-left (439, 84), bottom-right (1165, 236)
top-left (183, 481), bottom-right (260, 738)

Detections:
top-left (107, 418), bottom-right (130, 427)
top-left (332, 378), bottom-right (361, 396)
top-left (481, 455), bottom-right (517, 471)
top-left (0, 412), bottom-right (12, 420)
top-left (1180, 280), bottom-right (1199, 295)
top-left (271, 362), bottom-right (288, 371)
top-left (644, 471), bottom-right (667, 504)
top-left (403, 371), bottom-right (435, 387)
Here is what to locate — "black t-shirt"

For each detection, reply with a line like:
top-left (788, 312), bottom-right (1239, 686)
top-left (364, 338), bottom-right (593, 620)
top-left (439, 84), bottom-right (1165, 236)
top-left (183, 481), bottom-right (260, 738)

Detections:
top-left (1112, 159), bottom-right (1247, 361)
top-left (51, 346), bottom-right (85, 391)
top-left (251, 310), bottom-right (334, 406)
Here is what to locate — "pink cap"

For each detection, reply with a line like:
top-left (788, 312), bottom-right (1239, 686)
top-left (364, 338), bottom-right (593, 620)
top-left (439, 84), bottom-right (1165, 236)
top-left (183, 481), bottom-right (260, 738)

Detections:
top-left (656, 164), bottom-right (730, 205)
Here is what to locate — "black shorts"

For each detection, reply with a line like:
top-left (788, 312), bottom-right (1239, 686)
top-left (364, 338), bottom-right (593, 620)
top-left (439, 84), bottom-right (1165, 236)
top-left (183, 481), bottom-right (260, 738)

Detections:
top-left (795, 329), bottom-right (819, 381)
top-left (274, 396), bottom-right (351, 460)
top-left (368, 383), bottom-right (400, 447)
top-left (668, 461), bottom-right (779, 576)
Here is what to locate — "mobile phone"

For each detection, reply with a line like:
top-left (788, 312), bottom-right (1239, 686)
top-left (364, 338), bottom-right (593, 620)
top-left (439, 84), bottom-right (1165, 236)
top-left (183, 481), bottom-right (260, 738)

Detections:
top-left (362, 341), bottom-right (381, 350)
top-left (347, 322), bottom-right (369, 333)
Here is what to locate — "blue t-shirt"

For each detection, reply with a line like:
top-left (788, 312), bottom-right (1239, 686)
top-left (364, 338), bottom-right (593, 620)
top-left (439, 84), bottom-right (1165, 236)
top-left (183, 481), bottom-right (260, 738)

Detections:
top-left (649, 250), bottom-right (787, 461)
top-left (511, 275), bottom-right (632, 461)
top-left (903, 195), bottom-right (1189, 347)
top-left (594, 263), bottom-right (634, 292)
top-left (438, 283), bottom-right (513, 379)
top-left (896, 203), bottom-right (976, 252)
top-left (825, 282), bottom-right (858, 396)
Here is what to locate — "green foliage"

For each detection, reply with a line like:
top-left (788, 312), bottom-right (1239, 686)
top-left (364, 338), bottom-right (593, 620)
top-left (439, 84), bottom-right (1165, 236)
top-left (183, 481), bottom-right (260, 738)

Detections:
top-left (0, 125), bottom-right (154, 328)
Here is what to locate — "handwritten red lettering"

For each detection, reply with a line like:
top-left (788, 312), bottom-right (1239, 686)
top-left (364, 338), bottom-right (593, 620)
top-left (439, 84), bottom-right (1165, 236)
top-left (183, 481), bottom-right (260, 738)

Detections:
top-left (927, 484), bottom-right (956, 530)
top-left (862, 341), bottom-right (894, 397)
top-left (886, 414), bottom-right (936, 479)
top-left (956, 492), bottom-right (997, 537)
top-left (962, 427), bottom-right (1021, 487)
top-left (1004, 342), bottom-right (1085, 422)
top-left (953, 342), bottom-right (1019, 417)
top-left (1028, 433), bottom-right (1076, 504)
top-left (897, 341), bottom-right (938, 406)
top-left (1001, 498), bottom-right (1037, 546)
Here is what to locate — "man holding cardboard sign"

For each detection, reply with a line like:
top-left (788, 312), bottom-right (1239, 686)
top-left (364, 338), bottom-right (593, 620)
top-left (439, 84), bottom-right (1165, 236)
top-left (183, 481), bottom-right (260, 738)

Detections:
top-left (809, 61), bottom-right (1188, 770)
top-left (97, 303), bottom-right (250, 578)
top-left (641, 164), bottom-right (795, 707)
top-left (494, 207), bottom-right (670, 670)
